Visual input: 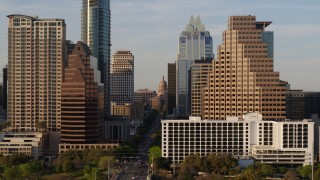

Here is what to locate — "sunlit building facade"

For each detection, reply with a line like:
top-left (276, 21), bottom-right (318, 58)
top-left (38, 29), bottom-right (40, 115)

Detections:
top-left (176, 15), bottom-right (213, 116)
top-left (7, 14), bottom-right (66, 131)
top-left (110, 50), bottom-right (134, 106)
top-left (161, 113), bottom-right (314, 165)
top-left (190, 59), bottom-right (213, 116)
top-left (202, 16), bottom-right (285, 121)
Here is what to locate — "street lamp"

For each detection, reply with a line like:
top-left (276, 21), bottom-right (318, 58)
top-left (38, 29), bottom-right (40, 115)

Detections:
top-left (94, 168), bottom-right (100, 180)
top-left (148, 153), bottom-right (154, 173)
top-left (310, 153), bottom-right (314, 180)
top-left (108, 159), bottom-right (110, 180)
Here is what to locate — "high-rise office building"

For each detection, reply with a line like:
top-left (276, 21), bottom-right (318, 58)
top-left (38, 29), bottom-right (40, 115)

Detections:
top-left (167, 63), bottom-right (176, 114)
top-left (286, 90), bottom-right (320, 120)
top-left (2, 66), bottom-right (7, 110)
top-left (202, 16), bottom-right (285, 121)
top-left (81, 0), bottom-right (111, 117)
top-left (190, 59), bottom-right (213, 116)
top-left (176, 15), bottom-right (213, 116)
top-left (110, 50), bottom-right (134, 106)
top-left (7, 14), bottom-right (66, 131)
top-left (60, 42), bottom-right (100, 143)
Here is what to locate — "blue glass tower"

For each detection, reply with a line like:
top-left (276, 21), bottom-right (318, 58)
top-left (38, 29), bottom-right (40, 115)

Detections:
top-left (82, 0), bottom-right (111, 117)
top-left (176, 15), bottom-right (213, 115)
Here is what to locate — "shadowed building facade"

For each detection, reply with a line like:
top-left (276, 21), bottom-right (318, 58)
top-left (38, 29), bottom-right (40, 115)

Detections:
top-left (7, 14), bottom-right (66, 131)
top-left (286, 90), bottom-right (320, 120)
top-left (202, 16), bottom-right (285, 120)
top-left (61, 42), bottom-right (100, 143)
top-left (167, 63), bottom-right (176, 114)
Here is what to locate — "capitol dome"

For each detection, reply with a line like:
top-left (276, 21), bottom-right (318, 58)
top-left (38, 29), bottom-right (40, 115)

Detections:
top-left (158, 76), bottom-right (168, 95)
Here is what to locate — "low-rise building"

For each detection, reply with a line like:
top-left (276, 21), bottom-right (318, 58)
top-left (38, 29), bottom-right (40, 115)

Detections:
top-left (0, 132), bottom-right (48, 160)
top-left (161, 112), bottom-right (314, 166)
top-left (111, 102), bottom-right (144, 126)
top-left (59, 143), bottom-right (118, 154)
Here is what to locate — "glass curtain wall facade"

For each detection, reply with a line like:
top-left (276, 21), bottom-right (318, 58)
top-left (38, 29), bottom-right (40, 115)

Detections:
top-left (176, 15), bottom-right (213, 115)
top-left (61, 42), bottom-right (99, 143)
top-left (81, 0), bottom-right (111, 117)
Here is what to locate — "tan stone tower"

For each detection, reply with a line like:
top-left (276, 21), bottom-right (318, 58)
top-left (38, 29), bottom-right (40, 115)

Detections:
top-left (110, 51), bottom-right (134, 106)
top-left (7, 14), bottom-right (66, 131)
top-left (202, 16), bottom-right (285, 120)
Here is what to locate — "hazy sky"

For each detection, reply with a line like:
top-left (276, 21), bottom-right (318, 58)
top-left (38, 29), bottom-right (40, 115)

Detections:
top-left (0, 0), bottom-right (319, 91)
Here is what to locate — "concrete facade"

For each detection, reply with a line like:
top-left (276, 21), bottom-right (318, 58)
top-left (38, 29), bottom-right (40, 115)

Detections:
top-left (0, 132), bottom-right (48, 160)
top-left (7, 14), bottom-right (66, 131)
top-left (202, 16), bottom-right (285, 121)
top-left (161, 112), bottom-right (314, 166)
top-left (110, 50), bottom-right (134, 106)
top-left (190, 59), bottom-right (213, 116)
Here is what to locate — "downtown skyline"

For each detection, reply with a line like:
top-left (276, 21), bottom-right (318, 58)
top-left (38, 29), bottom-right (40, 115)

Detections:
top-left (0, 0), bottom-right (319, 91)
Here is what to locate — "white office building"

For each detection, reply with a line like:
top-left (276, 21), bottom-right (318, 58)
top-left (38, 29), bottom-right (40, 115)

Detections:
top-left (161, 112), bottom-right (314, 166)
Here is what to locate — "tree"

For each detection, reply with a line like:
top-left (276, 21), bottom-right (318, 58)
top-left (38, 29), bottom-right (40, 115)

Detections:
top-left (84, 148), bottom-right (106, 165)
top-left (314, 167), bottom-right (320, 180)
top-left (155, 157), bottom-right (171, 170)
top-left (284, 170), bottom-right (298, 180)
top-left (278, 167), bottom-right (287, 174)
top-left (98, 156), bottom-right (115, 170)
top-left (19, 163), bottom-right (32, 177)
top-left (242, 165), bottom-right (262, 180)
top-left (7, 153), bottom-right (32, 166)
top-left (298, 165), bottom-right (312, 179)
top-left (177, 163), bottom-right (193, 180)
top-left (258, 163), bottom-right (275, 177)
top-left (62, 160), bottom-right (75, 172)
top-left (55, 163), bottom-right (62, 173)
top-left (3, 166), bottom-right (22, 179)
top-left (91, 167), bottom-right (103, 180)
top-left (149, 146), bottom-right (162, 170)
top-left (183, 154), bottom-right (201, 172)
top-left (203, 153), bottom-right (237, 174)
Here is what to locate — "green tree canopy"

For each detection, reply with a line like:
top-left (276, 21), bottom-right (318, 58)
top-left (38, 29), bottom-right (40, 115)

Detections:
top-left (98, 156), bottom-right (115, 170)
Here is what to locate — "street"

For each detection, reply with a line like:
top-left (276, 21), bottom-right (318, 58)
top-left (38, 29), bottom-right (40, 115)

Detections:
top-left (111, 114), bottom-right (162, 180)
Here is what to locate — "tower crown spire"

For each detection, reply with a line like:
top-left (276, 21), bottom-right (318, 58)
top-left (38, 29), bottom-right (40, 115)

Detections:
top-left (185, 14), bottom-right (205, 32)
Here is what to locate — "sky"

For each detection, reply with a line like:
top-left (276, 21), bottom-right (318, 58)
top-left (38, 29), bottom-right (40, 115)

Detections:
top-left (0, 0), bottom-right (319, 91)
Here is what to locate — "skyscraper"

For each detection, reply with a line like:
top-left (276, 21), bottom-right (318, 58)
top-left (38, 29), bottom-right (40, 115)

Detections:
top-left (2, 66), bottom-right (7, 111)
top-left (190, 59), bottom-right (213, 116)
top-left (167, 63), bottom-right (176, 114)
top-left (202, 16), bottom-right (285, 121)
top-left (7, 14), bottom-right (66, 131)
top-left (176, 15), bottom-right (213, 115)
top-left (110, 50), bottom-right (134, 106)
top-left (286, 90), bottom-right (320, 120)
top-left (61, 42), bottom-right (99, 143)
top-left (81, 0), bottom-right (111, 117)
